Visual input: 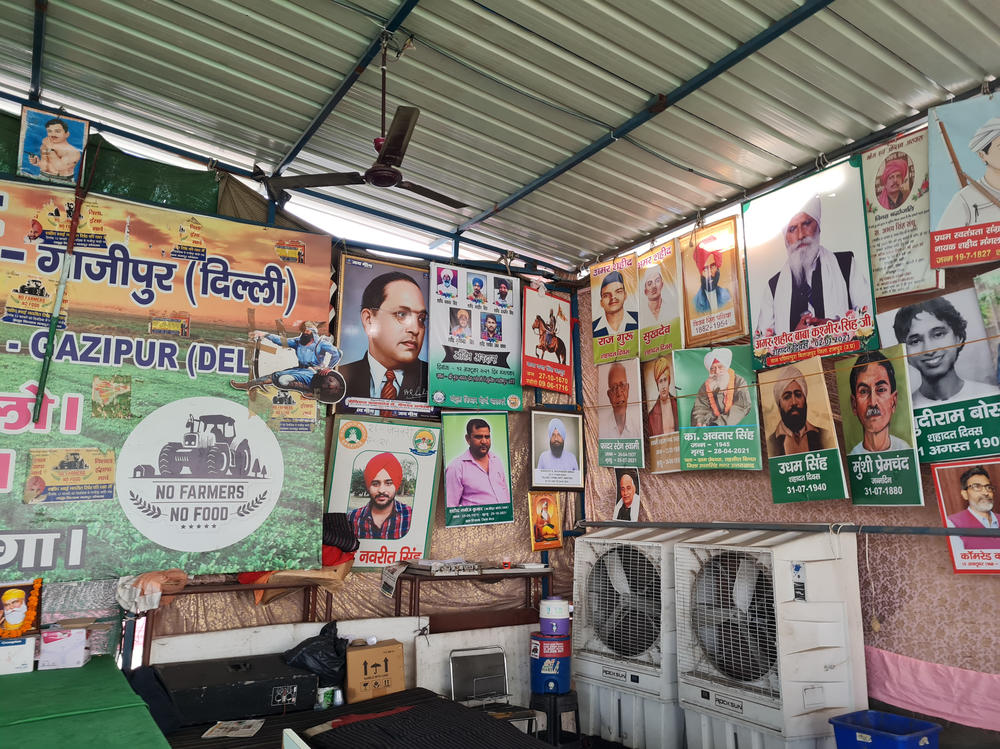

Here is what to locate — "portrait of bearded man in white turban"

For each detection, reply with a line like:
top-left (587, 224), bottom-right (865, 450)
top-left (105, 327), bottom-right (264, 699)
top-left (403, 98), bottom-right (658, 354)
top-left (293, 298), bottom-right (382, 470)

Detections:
top-left (754, 195), bottom-right (871, 337)
top-left (690, 348), bottom-right (752, 427)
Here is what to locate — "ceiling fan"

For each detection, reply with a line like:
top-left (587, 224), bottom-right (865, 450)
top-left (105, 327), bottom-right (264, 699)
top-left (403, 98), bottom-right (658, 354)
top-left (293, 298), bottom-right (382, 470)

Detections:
top-left (255, 43), bottom-right (467, 210)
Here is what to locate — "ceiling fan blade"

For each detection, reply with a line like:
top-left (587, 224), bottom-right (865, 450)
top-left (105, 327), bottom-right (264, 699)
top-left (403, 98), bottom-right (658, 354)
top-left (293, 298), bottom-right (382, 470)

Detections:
top-left (267, 172), bottom-right (365, 190)
top-left (374, 106), bottom-right (420, 168)
top-left (396, 180), bottom-right (468, 209)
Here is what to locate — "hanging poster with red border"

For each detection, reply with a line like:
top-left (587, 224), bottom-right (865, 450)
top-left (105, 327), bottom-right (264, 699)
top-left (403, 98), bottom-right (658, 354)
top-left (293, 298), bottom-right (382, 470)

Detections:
top-left (521, 285), bottom-right (572, 395)
top-left (931, 457), bottom-right (1000, 574)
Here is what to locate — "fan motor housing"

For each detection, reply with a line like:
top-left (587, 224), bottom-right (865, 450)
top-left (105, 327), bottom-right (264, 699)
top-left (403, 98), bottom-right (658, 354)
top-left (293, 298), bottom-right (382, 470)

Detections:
top-left (365, 165), bottom-right (402, 188)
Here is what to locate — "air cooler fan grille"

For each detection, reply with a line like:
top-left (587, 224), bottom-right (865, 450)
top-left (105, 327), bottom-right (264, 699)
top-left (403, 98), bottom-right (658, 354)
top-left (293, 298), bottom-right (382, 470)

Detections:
top-left (583, 543), bottom-right (661, 661)
top-left (682, 550), bottom-right (778, 696)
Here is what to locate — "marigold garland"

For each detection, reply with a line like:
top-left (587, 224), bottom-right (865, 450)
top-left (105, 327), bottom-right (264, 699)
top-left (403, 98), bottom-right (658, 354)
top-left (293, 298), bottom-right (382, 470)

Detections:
top-left (1, 578), bottom-right (42, 638)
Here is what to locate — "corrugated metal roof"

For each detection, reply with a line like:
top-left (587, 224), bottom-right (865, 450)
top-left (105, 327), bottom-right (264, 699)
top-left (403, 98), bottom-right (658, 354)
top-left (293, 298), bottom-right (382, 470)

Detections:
top-left (0, 0), bottom-right (998, 273)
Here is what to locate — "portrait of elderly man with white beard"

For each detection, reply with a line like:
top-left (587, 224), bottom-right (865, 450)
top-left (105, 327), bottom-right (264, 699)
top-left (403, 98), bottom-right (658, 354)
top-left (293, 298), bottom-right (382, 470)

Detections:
top-left (690, 348), bottom-right (752, 427)
top-left (754, 195), bottom-right (872, 337)
top-left (1, 586), bottom-right (31, 633)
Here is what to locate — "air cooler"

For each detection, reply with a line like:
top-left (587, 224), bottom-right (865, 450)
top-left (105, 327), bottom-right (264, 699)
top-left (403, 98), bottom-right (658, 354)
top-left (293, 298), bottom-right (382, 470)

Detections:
top-left (675, 530), bottom-right (868, 749)
top-left (572, 527), bottom-right (699, 748)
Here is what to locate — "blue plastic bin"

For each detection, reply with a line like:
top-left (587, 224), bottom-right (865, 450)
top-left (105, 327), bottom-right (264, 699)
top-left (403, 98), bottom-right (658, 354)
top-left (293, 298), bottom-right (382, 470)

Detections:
top-left (830, 710), bottom-right (942, 748)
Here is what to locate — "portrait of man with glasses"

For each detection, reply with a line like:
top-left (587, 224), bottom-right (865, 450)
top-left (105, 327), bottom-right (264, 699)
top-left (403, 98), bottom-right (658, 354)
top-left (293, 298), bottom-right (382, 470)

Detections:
top-left (947, 465), bottom-right (1000, 552)
top-left (597, 360), bottom-right (642, 440)
top-left (339, 270), bottom-right (430, 405)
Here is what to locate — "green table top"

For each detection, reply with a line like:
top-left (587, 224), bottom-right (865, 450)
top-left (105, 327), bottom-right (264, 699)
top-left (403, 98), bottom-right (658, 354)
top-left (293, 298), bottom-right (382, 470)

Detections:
top-left (0, 655), bottom-right (168, 746)
top-left (0, 656), bottom-right (146, 727)
top-left (2, 707), bottom-right (171, 748)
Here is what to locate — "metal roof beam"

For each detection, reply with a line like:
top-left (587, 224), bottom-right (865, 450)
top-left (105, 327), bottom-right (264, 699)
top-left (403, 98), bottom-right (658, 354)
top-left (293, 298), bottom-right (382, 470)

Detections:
top-left (0, 90), bottom-right (565, 274)
top-left (272, 0), bottom-right (421, 177)
top-left (28, 0), bottom-right (48, 101)
top-left (458, 0), bottom-right (834, 234)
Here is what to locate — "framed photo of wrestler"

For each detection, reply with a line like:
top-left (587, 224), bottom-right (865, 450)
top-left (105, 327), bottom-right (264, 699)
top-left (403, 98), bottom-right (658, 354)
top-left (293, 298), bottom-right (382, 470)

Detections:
top-left (442, 411), bottom-right (514, 527)
top-left (931, 457), bottom-right (1000, 574)
top-left (334, 253), bottom-right (434, 418)
top-left (326, 416), bottom-right (440, 571)
top-left (530, 410), bottom-right (584, 489)
top-left (528, 492), bottom-right (563, 552)
top-left (17, 106), bottom-right (89, 185)
top-left (677, 216), bottom-right (747, 347)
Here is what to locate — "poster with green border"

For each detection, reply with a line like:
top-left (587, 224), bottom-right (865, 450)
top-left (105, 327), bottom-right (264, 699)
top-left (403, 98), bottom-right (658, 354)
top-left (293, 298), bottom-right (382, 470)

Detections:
top-left (674, 345), bottom-right (761, 471)
top-left (428, 262), bottom-right (522, 411)
top-left (759, 357), bottom-right (848, 502)
top-left (596, 358), bottom-right (645, 469)
top-left (441, 411), bottom-right (514, 526)
top-left (880, 286), bottom-right (1000, 463)
top-left (591, 254), bottom-right (639, 364)
top-left (325, 416), bottom-right (441, 570)
top-left (637, 241), bottom-right (682, 361)
top-left (834, 344), bottom-right (924, 506)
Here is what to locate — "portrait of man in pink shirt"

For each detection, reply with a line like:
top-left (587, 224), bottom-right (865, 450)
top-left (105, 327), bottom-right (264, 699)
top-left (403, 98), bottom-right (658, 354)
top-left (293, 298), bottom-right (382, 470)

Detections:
top-left (445, 417), bottom-right (511, 507)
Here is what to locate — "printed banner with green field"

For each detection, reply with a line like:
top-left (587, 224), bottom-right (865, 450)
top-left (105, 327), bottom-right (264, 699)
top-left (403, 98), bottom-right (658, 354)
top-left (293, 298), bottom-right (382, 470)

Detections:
top-left (0, 179), bottom-right (332, 582)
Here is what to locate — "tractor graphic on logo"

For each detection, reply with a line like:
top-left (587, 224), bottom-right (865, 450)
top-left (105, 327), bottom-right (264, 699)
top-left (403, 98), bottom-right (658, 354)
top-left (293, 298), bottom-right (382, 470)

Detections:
top-left (16, 279), bottom-right (49, 297)
top-left (272, 390), bottom-right (295, 405)
top-left (157, 413), bottom-right (253, 477)
top-left (55, 451), bottom-right (89, 471)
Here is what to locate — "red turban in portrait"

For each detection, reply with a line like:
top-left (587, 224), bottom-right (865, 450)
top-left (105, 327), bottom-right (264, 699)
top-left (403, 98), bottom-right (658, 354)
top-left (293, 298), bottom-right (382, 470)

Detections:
top-left (882, 158), bottom-right (907, 184)
top-left (364, 452), bottom-right (402, 488)
top-left (693, 237), bottom-right (722, 273)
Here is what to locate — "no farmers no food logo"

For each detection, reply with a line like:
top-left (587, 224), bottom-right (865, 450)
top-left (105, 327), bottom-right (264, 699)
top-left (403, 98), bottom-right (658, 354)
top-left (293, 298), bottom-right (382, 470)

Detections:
top-left (117, 396), bottom-right (284, 551)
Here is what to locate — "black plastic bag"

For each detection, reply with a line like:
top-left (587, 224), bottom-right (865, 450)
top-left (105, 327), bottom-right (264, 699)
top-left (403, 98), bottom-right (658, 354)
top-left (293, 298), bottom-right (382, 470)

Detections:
top-left (283, 620), bottom-right (348, 687)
